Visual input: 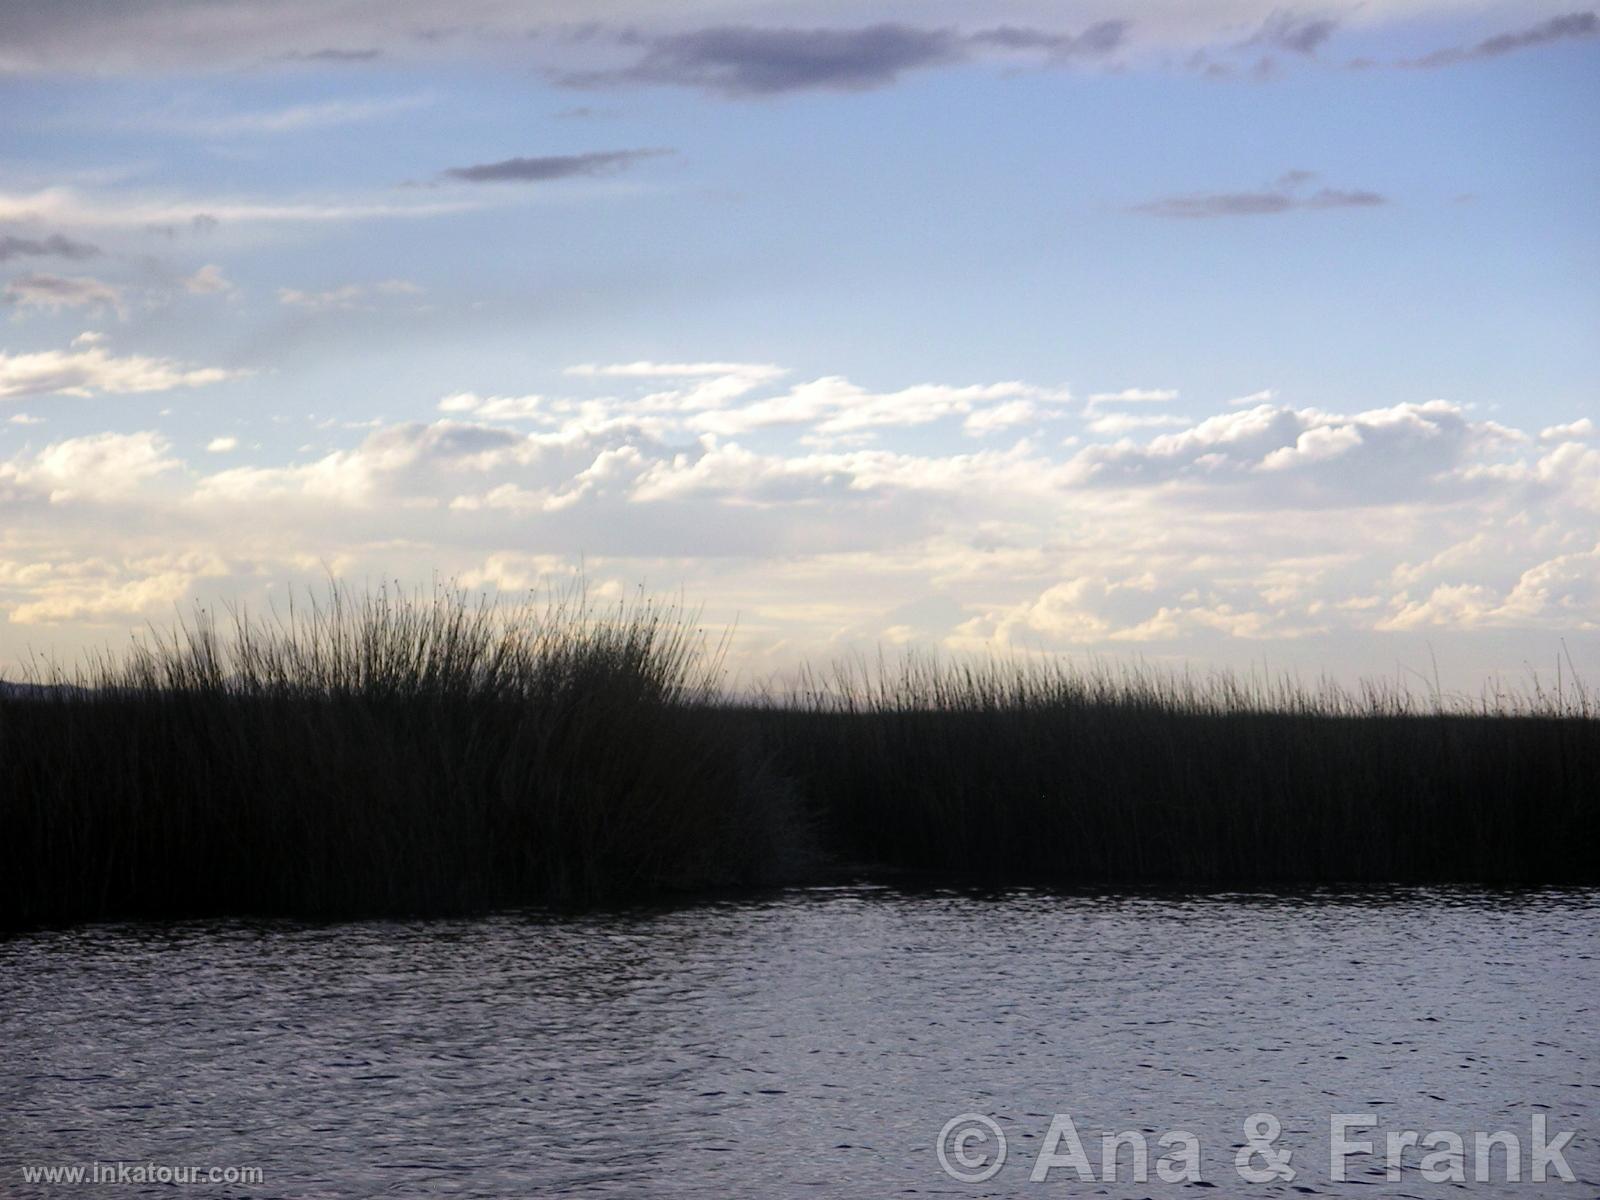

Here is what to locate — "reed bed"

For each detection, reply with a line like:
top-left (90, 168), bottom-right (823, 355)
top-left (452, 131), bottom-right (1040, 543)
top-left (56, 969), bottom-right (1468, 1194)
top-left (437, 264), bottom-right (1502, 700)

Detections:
top-left (753, 654), bottom-right (1598, 887)
top-left (1, 587), bottom-right (1595, 926)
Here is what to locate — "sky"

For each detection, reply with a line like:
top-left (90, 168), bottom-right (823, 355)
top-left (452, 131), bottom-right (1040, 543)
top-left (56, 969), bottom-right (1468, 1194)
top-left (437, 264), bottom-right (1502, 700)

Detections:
top-left (0, 0), bottom-right (1596, 692)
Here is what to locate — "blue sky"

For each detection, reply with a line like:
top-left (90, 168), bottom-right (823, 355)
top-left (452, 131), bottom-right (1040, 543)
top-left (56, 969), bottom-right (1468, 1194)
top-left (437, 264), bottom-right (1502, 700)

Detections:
top-left (1, 0), bottom-right (1596, 689)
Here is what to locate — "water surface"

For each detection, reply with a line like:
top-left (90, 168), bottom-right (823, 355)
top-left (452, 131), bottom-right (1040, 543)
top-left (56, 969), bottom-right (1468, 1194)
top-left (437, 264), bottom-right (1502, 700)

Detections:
top-left (4, 887), bottom-right (1596, 1197)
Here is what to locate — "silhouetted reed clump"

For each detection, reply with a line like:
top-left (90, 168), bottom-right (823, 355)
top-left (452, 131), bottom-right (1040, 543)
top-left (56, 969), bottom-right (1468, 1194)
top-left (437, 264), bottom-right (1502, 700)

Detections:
top-left (1, 587), bottom-right (1595, 926)
top-left (0, 587), bottom-right (804, 926)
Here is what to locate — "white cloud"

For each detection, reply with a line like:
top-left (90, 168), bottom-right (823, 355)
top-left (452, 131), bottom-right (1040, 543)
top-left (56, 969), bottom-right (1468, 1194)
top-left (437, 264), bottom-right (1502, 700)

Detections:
top-left (3, 551), bottom-right (230, 625)
top-left (183, 264), bottom-right (235, 295)
top-left (192, 420), bottom-right (538, 507)
top-left (0, 344), bottom-right (243, 400)
top-left (630, 438), bottom-right (1067, 506)
top-left (565, 360), bottom-right (785, 380)
top-left (10, 571), bottom-right (193, 624)
top-left (1, 362), bottom-right (1595, 687)
top-left (1086, 386), bottom-right (1179, 407)
top-left (438, 392), bottom-right (545, 420)
top-left (153, 95), bottom-right (431, 137)
top-left (1085, 412), bottom-right (1192, 436)
top-left (689, 377), bottom-right (1070, 438)
top-left (563, 362), bottom-right (789, 414)
top-left (1496, 545), bottom-right (1600, 626)
top-left (0, 186), bottom-right (482, 230)
top-left (1540, 417), bottom-right (1595, 441)
top-left (206, 435), bottom-right (239, 452)
top-left (457, 552), bottom-right (574, 592)
top-left (1062, 399), bottom-right (1507, 505)
top-left (0, 431), bottom-right (178, 502)
top-left (1228, 388), bottom-right (1277, 407)
top-left (962, 399), bottom-right (1040, 436)
top-left (277, 279), bottom-right (424, 310)
top-left (1258, 423), bottom-right (1363, 470)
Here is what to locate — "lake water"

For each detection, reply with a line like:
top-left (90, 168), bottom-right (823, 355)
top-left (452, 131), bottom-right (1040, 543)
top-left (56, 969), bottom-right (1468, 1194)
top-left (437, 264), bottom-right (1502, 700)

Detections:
top-left (3, 887), bottom-right (1596, 1197)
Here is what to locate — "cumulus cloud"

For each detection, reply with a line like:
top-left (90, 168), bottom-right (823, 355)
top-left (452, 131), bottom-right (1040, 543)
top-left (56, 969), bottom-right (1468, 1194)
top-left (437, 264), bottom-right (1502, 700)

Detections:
top-left (1540, 417), bottom-right (1595, 441)
top-left (462, 364), bottom-right (1067, 440)
top-left (1496, 545), bottom-right (1600, 626)
top-left (183, 264), bottom-right (235, 295)
top-left (438, 392), bottom-right (546, 421)
top-left (1061, 399), bottom-right (1506, 505)
top-left (440, 149), bottom-right (671, 183)
top-left (3, 551), bottom-right (229, 625)
top-left (689, 377), bottom-right (1071, 438)
top-left (626, 438), bottom-right (1060, 506)
top-left (1, 355), bottom-right (1595, 684)
top-left (1380, 543), bottom-right (1600, 632)
top-left (963, 399), bottom-right (1042, 436)
top-left (0, 345), bottom-right (242, 400)
top-left (193, 420), bottom-right (538, 507)
top-left (0, 431), bottom-right (178, 502)
top-left (1086, 412), bottom-right (1192, 435)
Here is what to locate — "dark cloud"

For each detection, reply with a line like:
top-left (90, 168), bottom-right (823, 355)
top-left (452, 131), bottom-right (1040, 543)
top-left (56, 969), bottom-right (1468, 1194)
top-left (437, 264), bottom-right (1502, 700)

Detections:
top-left (1137, 191), bottom-right (1297, 218)
top-left (556, 20), bottom-right (1131, 97)
top-left (440, 148), bottom-right (670, 183)
top-left (559, 24), bottom-right (963, 96)
top-left (1248, 12), bottom-right (1339, 55)
top-left (969, 20), bottom-right (1130, 58)
top-left (3, 272), bottom-right (125, 315)
top-left (281, 47), bottom-right (382, 62)
top-left (1405, 11), bottom-right (1597, 67)
top-left (144, 213), bottom-right (220, 239)
top-left (554, 105), bottom-right (621, 119)
top-left (1303, 187), bottom-right (1386, 209)
top-left (0, 232), bottom-right (101, 262)
top-left (1132, 175), bottom-right (1386, 219)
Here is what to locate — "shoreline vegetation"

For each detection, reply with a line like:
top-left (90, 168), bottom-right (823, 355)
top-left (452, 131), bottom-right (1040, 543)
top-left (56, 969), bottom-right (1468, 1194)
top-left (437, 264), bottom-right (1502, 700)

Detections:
top-left (2, 585), bottom-right (1596, 927)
